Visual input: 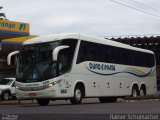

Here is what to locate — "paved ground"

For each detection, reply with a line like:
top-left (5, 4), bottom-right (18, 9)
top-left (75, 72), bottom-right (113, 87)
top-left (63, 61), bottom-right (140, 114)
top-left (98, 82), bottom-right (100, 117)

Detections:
top-left (0, 98), bottom-right (159, 120)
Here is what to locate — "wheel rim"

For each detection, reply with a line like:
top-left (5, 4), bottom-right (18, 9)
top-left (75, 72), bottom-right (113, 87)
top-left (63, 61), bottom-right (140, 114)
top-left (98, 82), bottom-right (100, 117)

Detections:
top-left (132, 89), bottom-right (137, 97)
top-left (3, 93), bottom-right (9, 100)
top-left (75, 89), bottom-right (81, 101)
top-left (140, 89), bottom-right (145, 96)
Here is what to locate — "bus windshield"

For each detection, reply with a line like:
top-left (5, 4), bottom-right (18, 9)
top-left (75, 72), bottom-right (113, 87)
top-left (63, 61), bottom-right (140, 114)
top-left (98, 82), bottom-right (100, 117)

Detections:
top-left (16, 41), bottom-right (60, 83)
top-left (16, 39), bottom-right (78, 83)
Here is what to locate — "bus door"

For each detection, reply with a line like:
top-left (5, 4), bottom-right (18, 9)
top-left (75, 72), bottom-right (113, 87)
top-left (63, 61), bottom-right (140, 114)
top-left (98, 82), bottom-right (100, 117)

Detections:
top-left (57, 50), bottom-right (72, 97)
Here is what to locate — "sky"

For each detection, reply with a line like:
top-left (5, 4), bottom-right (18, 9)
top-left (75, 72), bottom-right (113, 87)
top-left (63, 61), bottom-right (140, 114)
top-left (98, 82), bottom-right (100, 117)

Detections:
top-left (1, 0), bottom-right (160, 37)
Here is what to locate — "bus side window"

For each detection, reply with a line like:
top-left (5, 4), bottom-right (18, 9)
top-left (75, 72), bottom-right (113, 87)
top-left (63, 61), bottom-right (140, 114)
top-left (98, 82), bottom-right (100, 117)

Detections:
top-left (58, 50), bottom-right (69, 75)
top-left (77, 41), bottom-right (100, 63)
top-left (77, 41), bottom-right (87, 63)
top-left (109, 46), bottom-right (115, 63)
top-left (88, 43), bottom-right (100, 62)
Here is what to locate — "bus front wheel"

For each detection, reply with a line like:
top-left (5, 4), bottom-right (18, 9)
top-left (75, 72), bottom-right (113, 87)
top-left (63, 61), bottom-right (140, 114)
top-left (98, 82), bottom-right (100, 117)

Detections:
top-left (70, 85), bottom-right (83, 104)
top-left (37, 99), bottom-right (50, 106)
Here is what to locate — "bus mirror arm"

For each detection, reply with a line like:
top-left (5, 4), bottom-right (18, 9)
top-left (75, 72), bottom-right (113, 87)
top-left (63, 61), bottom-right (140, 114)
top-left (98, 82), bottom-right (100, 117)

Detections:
top-left (52, 45), bottom-right (69, 61)
top-left (7, 51), bottom-right (19, 65)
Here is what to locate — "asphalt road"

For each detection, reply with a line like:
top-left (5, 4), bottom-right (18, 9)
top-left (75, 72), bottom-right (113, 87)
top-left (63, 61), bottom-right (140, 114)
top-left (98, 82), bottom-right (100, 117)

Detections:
top-left (0, 98), bottom-right (159, 120)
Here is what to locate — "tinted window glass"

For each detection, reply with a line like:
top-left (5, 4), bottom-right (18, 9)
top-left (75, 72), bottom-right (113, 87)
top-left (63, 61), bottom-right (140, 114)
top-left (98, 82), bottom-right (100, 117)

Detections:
top-left (77, 41), bottom-right (155, 67)
top-left (58, 39), bottom-right (78, 75)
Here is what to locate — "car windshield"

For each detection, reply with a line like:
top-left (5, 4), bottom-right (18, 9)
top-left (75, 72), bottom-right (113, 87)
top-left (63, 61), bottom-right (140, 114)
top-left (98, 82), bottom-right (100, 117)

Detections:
top-left (0, 79), bottom-right (13, 85)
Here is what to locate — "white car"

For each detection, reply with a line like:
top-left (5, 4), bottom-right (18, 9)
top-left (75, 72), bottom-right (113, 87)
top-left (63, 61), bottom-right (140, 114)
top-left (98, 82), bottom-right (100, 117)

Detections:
top-left (0, 78), bottom-right (16, 100)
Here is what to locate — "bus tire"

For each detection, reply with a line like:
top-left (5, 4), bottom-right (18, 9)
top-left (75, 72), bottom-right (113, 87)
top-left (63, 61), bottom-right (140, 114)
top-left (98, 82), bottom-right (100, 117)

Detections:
top-left (99, 97), bottom-right (117, 103)
top-left (70, 85), bottom-right (83, 104)
top-left (140, 86), bottom-right (146, 97)
top-left (37, 99), bottom-right (50, 106)
top-left (131, 86), bottom-right (139, 98)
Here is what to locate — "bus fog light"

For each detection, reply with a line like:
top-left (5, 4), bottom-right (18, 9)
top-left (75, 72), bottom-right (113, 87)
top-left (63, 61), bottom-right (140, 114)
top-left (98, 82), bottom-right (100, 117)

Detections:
top-left (48, 83), bottom-right (53, 87)
top-left (16, 86), bottom-right (19, 89)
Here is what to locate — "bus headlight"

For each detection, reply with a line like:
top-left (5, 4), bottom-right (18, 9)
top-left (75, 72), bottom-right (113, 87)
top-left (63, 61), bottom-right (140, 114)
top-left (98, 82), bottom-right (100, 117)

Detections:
top-left (47, 79), bottom-right (62, 88)
top-left (16, 86), bottom-right (19, 89)
top-left (48, 83), bottom-right (53, 87)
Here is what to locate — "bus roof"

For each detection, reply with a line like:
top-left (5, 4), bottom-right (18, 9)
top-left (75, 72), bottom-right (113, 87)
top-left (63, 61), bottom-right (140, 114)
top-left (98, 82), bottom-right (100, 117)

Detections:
top-left (22, 33), bottom-right (154, 54)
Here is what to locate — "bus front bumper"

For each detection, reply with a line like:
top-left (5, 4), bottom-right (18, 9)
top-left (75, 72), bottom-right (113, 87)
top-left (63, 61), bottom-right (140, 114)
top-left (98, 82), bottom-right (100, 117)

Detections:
top-left (15, 87), bottom-right (57, 100)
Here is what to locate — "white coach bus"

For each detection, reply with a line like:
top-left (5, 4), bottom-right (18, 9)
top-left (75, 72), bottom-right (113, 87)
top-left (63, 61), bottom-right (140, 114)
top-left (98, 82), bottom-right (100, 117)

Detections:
top-left (7, 33), bottom-right (157, 106)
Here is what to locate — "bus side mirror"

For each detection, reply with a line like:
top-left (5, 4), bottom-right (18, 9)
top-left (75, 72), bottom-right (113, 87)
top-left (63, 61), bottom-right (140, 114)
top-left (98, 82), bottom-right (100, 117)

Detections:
top-left (7, 51), bottom-right (19, 65)
top-left (52, 46), bottom-right (69, 61)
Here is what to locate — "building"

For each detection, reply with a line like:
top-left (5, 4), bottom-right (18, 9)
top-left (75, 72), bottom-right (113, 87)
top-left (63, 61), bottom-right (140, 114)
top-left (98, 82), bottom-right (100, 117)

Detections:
top-left (0, 19), bottom-right (36, 80)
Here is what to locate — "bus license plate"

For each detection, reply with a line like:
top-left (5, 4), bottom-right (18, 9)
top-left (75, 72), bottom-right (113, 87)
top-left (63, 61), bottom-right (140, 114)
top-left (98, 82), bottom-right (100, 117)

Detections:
top-left (29, 93), bottom-right (37, 97)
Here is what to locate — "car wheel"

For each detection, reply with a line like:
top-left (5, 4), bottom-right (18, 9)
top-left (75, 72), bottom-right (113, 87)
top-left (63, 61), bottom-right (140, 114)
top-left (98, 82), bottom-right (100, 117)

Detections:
top-left (2, 92), bottom-right (10, 101)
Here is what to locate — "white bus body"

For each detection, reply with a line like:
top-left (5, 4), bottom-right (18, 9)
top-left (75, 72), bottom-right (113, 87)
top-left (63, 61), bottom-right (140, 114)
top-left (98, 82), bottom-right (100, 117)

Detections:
top-left (7, 33), bottom-right (157, 105)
